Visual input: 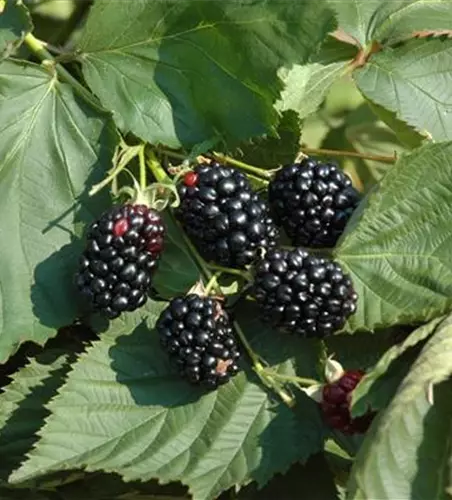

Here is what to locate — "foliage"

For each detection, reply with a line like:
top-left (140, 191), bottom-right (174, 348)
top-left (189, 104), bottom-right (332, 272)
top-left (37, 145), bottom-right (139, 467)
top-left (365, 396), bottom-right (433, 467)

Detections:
top-left (0, 0), bottom-right (451, 498)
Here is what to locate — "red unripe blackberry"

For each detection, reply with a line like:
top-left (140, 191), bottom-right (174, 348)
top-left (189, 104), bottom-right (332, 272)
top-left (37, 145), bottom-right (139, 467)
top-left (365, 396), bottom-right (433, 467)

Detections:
top-left (75, 204), bottom-right (165, 319)
top-left (177, 162), bottom-right (279, 268)
top-left (252, 247), bottom-right (357, 338)
top-left (269, 158), bottom-right (361, 247)
top-left (157, 294), bottom-right (240, 389)
top-left (321, 370), bottom-right (374, 434)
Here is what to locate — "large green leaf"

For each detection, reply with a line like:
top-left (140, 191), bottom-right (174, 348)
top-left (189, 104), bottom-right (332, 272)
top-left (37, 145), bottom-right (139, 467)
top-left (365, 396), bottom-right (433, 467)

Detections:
top-left (0, 0), bottom-right (32, 60)
top-left (372, 0), bottom-right (452, 44)
top-left (77, 0), bottom-right (335, 149)
top-left (347, 315), bottom-right (452, 499)
top-left (0, 348), bottom-right (74, 484)
top-left (11, 302), bottom-right (326, 500)
top-left (0, 59), bottom-right (117, 361)
top-left (331, 0), bottom-right (452, 46)
top-left (354, 39), bottom-right (452, 142)
top-left (351, 317), bottom-right (444, 417)
top-left (335, 141), bottom-right (452, 332)
top-left (234, 110), bottom-right (301, 169)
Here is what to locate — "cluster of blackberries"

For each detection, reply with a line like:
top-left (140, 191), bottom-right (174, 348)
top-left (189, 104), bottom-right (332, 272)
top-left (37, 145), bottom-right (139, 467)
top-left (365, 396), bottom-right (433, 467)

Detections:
top-left (321, 370), bottom-right (374, 435)
top-left (269, 158), bottom-right (360, 247)
top-left (76, 158), bottom-right (360, 391)
top-left (75, 204), bottom-right (164, 318)
top-left (177, 163), bottom-right (278, 268)
top-left (252, 248), bottom-right (357, 338)
top-left (156, 295), bottom-right (240, 388)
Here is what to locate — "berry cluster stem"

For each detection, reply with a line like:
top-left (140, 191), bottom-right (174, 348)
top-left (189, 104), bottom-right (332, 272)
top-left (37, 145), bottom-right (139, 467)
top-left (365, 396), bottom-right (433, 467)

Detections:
top-left (299, 147), bottom-right (396, 164)
top-left (207, 263), bottom-right (253, 283)
top-left (152, 146), bottom-right (273, 181)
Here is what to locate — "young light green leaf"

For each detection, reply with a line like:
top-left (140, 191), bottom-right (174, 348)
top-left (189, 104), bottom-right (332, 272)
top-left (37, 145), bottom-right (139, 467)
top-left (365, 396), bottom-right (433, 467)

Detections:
top-left (335, 141), bottom-right (452, 332)
top-left (0, 59), bottom-right (117, 361)
top-left (351, 317), bottom-right (444, 417)
top-left (0, 0), bottom-right (32, 60)
top-left (354, 39), bottom-right (452, 142)
top-left (347, 315), bottom-right (452, 499)
top-left (277, 61), bottom-right (348, 121)
top-left (77, 0), bottom-right (335, 149)
top-left (11, 303), bottom-right (325, 500)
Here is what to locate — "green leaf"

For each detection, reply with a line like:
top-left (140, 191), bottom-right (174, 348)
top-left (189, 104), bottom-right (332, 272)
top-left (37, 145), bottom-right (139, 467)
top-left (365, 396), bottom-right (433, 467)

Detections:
top-left (372, 0), bottom-right (452, 44)
top-left (0, 0), bottom-right (32, 60)
top-left (0, 59), bottom-right (117, 361)
top-left (354, 39), bottom-right (452, 142)
top-left (367, 100), bottom-right (424, 149)
top-left (152, 212), bottom-right (199, 299)
top-left (11, 302), bottom-right (325, 500)
top-left (351, 317), bottom-right (444, 417)
top-left (328, 1), bottom-right (379, 47)
top-left (331, 0), bottom-right (452, 46)
top-left (234, 110), bottom-right (301, 169)
top-left (277, 61), bottom-right (348, 121)
top-left (77, 0), bottom-right (335, 149)
top-left (347, 315), bottom-right (452, 499)
top-left (335, 141), bottom-right (452, 332)
top-left (0, 348), bottom-right (74, 484)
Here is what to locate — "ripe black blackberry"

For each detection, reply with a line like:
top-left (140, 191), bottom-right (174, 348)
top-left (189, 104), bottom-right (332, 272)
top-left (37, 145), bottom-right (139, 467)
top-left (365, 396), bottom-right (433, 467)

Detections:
top-left (268, 158), bottom-right (361, 247)
top-left (321, 370), bottom-right (374, 434)
top-left (157, 294), bottom-right (240, 388)
top-left (177, 162), bottom-right (278, 268)
top-left (252, 248), bottom-right (357, 338)
top-left (75, 204), bottom-right (165, 319)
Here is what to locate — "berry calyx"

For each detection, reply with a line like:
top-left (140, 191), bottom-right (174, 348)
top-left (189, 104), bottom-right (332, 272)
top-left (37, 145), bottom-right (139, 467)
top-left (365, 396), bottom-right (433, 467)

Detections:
top-left (321, 370), bottom-right (374, 434)
top-left (183, 171), bottom-right (199, 187)
top-left (177, 162), bottom-right (279, 268)
top-left (75, 204), bottom-right (165, 319)
top-left (268, 158), bottom-right (361, 247)
top-left (156, 294), bottom-right (241, 389)
top-left (252, 247), bottom-right (357, 338)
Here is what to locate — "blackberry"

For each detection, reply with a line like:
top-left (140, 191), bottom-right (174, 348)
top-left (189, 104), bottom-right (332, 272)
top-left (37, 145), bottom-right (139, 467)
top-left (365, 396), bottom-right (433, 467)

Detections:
top-left (75, 204), bottom-right (164, 319)
top-left (157, 294), bottom-right (240, 388)
top-left (252, 247), bottom-right (357, 338)
top-left (268, 158), bottom-right (361, 247)
top-left (177, 162), bottom-right (278, 268)
top-left (321, 370), bottom-right (374, 434)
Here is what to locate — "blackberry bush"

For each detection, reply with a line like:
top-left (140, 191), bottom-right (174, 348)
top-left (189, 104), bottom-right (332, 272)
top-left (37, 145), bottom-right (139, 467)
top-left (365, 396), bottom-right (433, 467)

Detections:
top-left (321, 370), bottom-right (375, 435)
top-left (268, 158), bottom-right (361, 247)
top-left (252, 247), bottom-right (357, 338)
top-left (156, 294), bottom-right (240, 388)
top-left (177, 162), bottom-right (279, 268)
top-left (75, 204), bottom-right (165, 319)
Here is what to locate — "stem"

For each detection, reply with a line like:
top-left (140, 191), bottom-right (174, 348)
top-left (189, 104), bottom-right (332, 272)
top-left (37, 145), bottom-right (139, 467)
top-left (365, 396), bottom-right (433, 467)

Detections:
top-left (152, 146), bottom-right (273, 181)
top-left (147, 150), bottom-right (170, 183)
top-left (24, 33), bottom-right (104, 113)
top-left (89, 158), bottom-right (128, 196)
top-left (205, 272), bottom-right (222, 296)
top-left (262, 370), bottom-right (319, 387)
top-left (212, 152), bottom-right (273, 180)
top-left (300, 147), bottom-right (396, 164)
top-left (207, 263), bottom-right (253, 283)
top-left (138, 147), bottom-right (147, 191)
